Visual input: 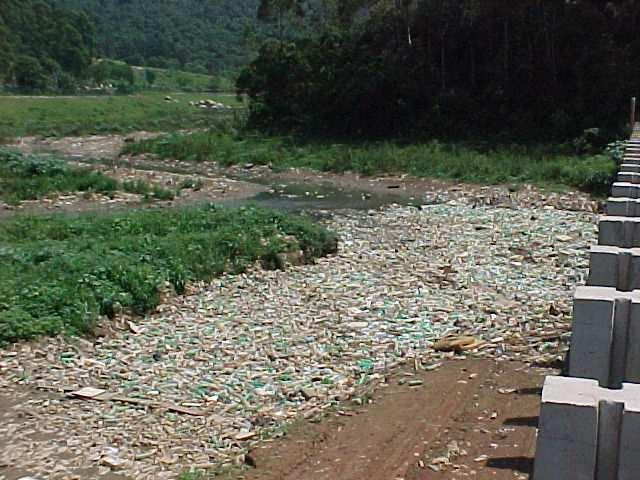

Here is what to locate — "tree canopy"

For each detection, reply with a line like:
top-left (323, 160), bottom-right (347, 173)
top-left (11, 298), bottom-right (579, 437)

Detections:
top-left (52, 0), bottom-right (262, 74)
top-left (238, 0), bottom-right (640, 139)
top-left (0, 0), bottom-right (95, 91)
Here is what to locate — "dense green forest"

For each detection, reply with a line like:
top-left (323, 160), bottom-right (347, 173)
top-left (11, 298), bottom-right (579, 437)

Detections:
top-left (239, 0), bottom-right (640, 140)
top-left (0, 0), bottom-right (95, 91)
top-left (53, 0), bottom-right (262, 74)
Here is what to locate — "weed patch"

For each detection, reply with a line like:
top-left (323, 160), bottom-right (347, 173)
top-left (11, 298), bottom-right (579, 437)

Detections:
top-left (0, 148), bottom-right (119, 204)
top-left (122, 179), bottom-right (176, 201)
top-left (124, 131), bottom-right (617, 196)
top-left (0, 148), bottom-right (183, 204)
top-left (0, 205), bottom-right (336, 344)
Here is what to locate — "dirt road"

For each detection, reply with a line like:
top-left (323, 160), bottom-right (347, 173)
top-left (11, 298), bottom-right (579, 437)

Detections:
top-left (245, 359), bottom-right (543, 480)
top-left (0, 359), bottom-right (545, 480)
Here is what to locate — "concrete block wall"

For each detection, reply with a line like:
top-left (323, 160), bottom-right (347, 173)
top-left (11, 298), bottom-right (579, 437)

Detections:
top-left (606, 198), bottom-right (640, 217)
top-left (534, 376), bottom-right (640, 480)
top-left (588, 246), bottom-right (640, 290)
top-left (598, 216), bottom-right (640, 248)
top-left (534, 128), bottom-right (640, 479)
top-left (618, 172), bottom-right (640, 184)
top-left (611, 182), bottom-right (640, 199)
top-left (570, 287), bottom-right (640, 388)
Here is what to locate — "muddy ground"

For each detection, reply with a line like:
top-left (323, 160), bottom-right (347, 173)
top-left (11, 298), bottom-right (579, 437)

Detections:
top-left (245, 359), bottom-right (544, 480)
top-left (9, 133), bottom-right (600, 215)
top-left (0, 360), bottom-right (545, 480)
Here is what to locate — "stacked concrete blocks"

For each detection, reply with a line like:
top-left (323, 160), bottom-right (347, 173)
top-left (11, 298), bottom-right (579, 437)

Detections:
top-left (534, 126), bottom-right (640, 479)
top-left (610, 182), bottom-right (640, 199)
top-left (570, 287), bottom-right (640, 388)
top-left (606, 132), bottom-right (640, 219)
top-left (534, 376), bottom-right (640, 480)
top-left (598, 216), bottom-right (640, 248)
top-left (588, 246), bottom-right (640, 290)
top-left (605, 198), bottom-right (640, 217)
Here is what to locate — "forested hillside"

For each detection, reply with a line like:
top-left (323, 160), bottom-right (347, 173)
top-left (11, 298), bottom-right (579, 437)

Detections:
top-left (239, 0), bottom-right (640, 139)
top-left (53, 0), bottom-right (261, 74)
top-left (0, 0), bottom-right (95, 91)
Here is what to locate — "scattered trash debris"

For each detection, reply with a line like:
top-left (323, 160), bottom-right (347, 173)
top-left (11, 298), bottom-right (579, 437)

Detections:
top-left (433, 335), bottom-right (485, 353)
top-left (0, 203), bottom-right (595, 478)
top-left (189, 99), bottom-right (232, 110)
top-left (69, 387), bottom-right (205, 416)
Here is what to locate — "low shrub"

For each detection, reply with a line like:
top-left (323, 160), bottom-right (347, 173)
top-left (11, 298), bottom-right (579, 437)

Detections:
top-left (124, 131), bottom-right (617, 196)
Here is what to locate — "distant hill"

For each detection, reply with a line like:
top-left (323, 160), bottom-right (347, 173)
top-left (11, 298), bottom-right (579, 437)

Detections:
top-left (0, 0), bottom-right (95, 91)
top-left (52, 0), bottom-right (261, 75)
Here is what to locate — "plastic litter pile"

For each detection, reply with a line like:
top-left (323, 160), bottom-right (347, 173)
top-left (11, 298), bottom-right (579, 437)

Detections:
top-left (0, 202), bottom-right (596, 479)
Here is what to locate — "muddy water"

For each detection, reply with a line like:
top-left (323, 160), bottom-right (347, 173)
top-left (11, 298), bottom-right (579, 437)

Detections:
top-left (20, 140), bottom-right (421, 211)
top-left (225, 178), bottom-right (421, 211)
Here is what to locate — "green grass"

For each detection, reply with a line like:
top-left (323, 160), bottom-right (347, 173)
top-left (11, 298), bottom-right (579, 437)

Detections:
top-left (0, 205), bottom-right (336, 344)
top-left (0, 147), bottom-right (174, 204)
top-left (123, 131), bottom-right (617, 196)
top-left (0, 92), bottom-right (245, 138)
top-left (121, 179), bottom-right (176, 201)
top-left (130, 66), bottom-right (234, 92)
top-left (92, 58), bottom-right (232, 92)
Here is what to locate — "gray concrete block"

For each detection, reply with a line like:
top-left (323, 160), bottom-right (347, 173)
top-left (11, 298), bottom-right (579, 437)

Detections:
top-left (588, 245), bottom-right (640, 290)
top-left (619, 398), bottom-right (640, 479)
top-left (622, 158), bottom-right (640, 165)
top-left (619, 164), bottom-right (640, 173)
top-left (611, 182), bottom-right (640, 199)
top-left (534, 376), bottom-right (640, 480)
top-left (534, 377), bottom-right (598, 480)
top-left (570, 287), bottom-right (640, 387)
top-left (598, 216), bottom-right (640, 248)
top-left (618, 172), bottom-right (640, 184)
top-left (606, 198), bottom-right (640, 217)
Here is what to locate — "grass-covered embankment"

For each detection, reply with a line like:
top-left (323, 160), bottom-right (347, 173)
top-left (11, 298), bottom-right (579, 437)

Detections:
top-left (123, 131), bottom-right (616, 196)
top-left (129, 65), bottom-right (233, 92)
top-left (0, 205), bottom-right (336, 344)
top-left (0, 147), bottom-right (174, 204)
top-left (0, 92), bottom-right (244, 138)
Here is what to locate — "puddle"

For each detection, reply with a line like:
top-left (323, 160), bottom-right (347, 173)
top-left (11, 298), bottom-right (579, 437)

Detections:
top-left (224, 180), bottom-right (420, 211)
top-left (11, 144), bottom-right (423, 213)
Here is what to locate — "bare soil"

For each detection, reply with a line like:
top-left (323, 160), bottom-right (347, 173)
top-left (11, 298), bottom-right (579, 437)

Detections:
top-left (9, 133), bottom-right (601, 216)
top-left (3, 133), bottom-right (267, 217)
top-left (244, 359), bottom-right (544, 480)
top-left (0, 359), bottom-right (546, 480)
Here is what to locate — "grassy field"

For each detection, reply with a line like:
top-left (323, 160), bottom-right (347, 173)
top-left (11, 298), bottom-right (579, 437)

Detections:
top-left (130, 66), bottom-right (234, 92)
top-left (0, 205), bottom-right (336, 344)
top-left (0, 92), bottom-right (245, 138)
top-left (0, 147), bottom-right (175, 204)
top-left (124, 131), bottom-right (617, 196)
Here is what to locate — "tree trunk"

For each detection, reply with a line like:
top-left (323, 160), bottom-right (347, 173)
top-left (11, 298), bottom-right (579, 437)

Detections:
top-left (470, 42), bottom-right (476, 90)
top-left (503, 18), bottom-right (509, 87)
top-left (441, 29), bottom-right (447, 91)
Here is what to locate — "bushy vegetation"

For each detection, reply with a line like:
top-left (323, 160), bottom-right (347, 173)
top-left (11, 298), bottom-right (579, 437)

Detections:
top-left (0, 148), bottom-right (118, 204)
top-left (0, 205), bottom-right (336, 343)
top-left (0, 148), bottom-right (174, 204)
top-left (0, 92), bottom-right (243, 138)
top-left (87, 60), bottom-right (231, 93)
top-left (53, 0), bottom-right (262, 75)
top-left (238, 1), bottom-right (640, 139)
top-left (124, 130), bottom-right (616, 195)
top-left (0, 0), bottom-right (95, 92)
